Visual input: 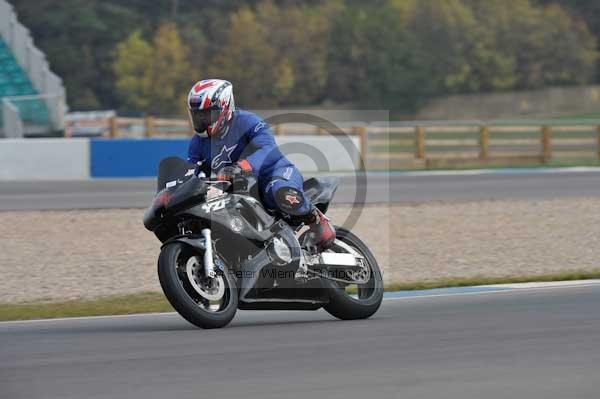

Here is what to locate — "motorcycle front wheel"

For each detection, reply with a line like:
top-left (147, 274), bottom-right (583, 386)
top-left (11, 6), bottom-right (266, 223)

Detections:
top-left (158, 242), bottom-right (238, 329)
top-left (322, 227), bottom-right (384, 320)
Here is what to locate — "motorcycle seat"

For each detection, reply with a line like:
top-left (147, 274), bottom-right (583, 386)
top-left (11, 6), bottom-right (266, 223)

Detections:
top-left (303, 177), bottom-right (340, 213)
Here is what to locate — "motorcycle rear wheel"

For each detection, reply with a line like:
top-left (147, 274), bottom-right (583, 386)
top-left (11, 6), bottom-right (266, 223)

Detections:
top-left (158, 242), bottom-right (238, 329)
top-left (323, 227), bottom-right (384, 320)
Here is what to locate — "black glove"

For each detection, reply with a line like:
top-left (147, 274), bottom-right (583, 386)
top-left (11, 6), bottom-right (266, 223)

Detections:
top-left (216, 160), bottom-right (252, 182)
top-left (194, 161), bottom-right (208, 178)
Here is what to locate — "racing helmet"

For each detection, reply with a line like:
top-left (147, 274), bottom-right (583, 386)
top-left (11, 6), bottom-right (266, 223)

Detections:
top-left (187, 79), bottom-right (235, 137)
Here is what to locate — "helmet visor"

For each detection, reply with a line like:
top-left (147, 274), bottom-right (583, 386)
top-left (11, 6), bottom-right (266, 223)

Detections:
top-left (189, 108), bottom-right (220, 134)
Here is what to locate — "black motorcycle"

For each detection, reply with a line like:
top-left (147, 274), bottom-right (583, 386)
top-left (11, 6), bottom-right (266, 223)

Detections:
top-left (144, 157), bottom-right (383, 329)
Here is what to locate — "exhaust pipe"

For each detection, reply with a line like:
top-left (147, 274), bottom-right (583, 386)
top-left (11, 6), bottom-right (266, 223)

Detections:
top-left (319, 252), bottom-right (359, 268)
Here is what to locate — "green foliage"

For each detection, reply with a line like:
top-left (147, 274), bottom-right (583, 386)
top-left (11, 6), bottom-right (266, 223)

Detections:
top-left (11, 0), bottom-right (600, 114)
top-left (209, 6), bottom-right (277, 107)
top-left (466, 0), bottom-right (598, 89)
top-left (327, 4), bottom-right (434, 110)
top-left (536, 0), bottom-right (600, 37)
top-left (150, 23), bottom-right (192, 115)
top-left (113, 24), bottom-right (190, 115)
top-left (113, 31), bottom-right (153, 112)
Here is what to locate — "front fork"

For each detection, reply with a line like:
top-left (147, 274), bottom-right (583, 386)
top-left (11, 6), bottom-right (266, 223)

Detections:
top-left (201, 228), bottom-right (216, 278)
top-left (176, 222), bottom-right (217, 279)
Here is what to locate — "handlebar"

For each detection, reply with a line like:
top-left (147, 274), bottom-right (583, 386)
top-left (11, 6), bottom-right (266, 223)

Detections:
top-left (203, 179), bottom-right (233, 190)
top-left (198, 174), bottom-right (257, 195)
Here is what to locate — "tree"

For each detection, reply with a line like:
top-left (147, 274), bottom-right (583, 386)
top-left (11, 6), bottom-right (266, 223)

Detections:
top-left (113, 24), bottom-right (191, 115)
top-left (113, 31), bottom-right (153, 112)
top-left (13, 0), bottom-right (157, 110)
top-left (209, 7), bottom-right (277, 107)
top-left (466, 0), bottom-right (597, 89)
top-left (535, 0), bottom-right (600, 38)
top-left (327, 4), bottom-right (433, 111)
top-left (534, 4), bottom-right (597, 85)
top-left (148, 23), bottom-right (192, 115)
top-left (252, 0), bottom-right (341, 105)
top-left (14, 0), bottom-right (600, 114)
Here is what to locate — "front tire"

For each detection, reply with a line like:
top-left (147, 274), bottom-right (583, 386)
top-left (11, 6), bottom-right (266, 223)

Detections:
top-left (158, 242), bottom-right (238, 329)
top-left (323, 227), bottom-right (384, 320)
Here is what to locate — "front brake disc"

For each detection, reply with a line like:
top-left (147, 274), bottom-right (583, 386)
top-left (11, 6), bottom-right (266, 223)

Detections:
top-left (186, 256), bottom-right (225, 301)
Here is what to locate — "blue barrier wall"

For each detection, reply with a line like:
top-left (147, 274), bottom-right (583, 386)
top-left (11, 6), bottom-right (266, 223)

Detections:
top-left (91, 138), bottom-right (189, 178)
top-left (1, 136), bottom-right (360, 180)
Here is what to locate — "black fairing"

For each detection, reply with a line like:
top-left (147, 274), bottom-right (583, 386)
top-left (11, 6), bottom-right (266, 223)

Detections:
top-left (143, 157), bottom-right (205, 232)
top-left (156, 157), bottom-right (196, 192)
top-left (144, 157), bottom-right (347, 308)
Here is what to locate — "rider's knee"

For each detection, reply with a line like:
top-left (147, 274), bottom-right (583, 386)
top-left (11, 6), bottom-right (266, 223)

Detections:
top-left (273, 186), bottom-right (310, 217)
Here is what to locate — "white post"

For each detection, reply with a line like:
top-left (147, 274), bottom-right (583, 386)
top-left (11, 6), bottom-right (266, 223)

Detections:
top-left (2, 99), bottom-right (24, 139)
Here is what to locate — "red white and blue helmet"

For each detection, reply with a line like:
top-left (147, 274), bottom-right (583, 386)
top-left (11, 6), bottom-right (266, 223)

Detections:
top-left (187, 79), bottom-right (235, 137)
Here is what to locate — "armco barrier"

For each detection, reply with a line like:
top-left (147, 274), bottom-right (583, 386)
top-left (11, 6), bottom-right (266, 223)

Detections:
top-left (0, 138), bottom-right (89, 180)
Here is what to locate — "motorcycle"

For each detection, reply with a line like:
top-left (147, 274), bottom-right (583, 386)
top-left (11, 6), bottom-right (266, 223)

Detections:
top-left (143, 157), bottom-right (383, 329)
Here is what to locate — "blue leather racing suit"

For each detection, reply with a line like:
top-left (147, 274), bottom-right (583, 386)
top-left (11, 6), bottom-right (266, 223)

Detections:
top-left (187, 109), bottom-right (311, 217)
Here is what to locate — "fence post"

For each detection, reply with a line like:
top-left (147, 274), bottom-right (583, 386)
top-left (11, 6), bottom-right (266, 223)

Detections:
top-left (479, 126), bottom-right (489, 160)
top-left (144, 116), bottom-right (154, 138)
top-left (109, 116), bottom-right (118, 138)
top-left (64, 121), bottom-right (72, 138)
top-left (359, 126), bottom-right (367, 161)
top-left (542, 125), bottom-right (552, 162)
top-left (597, 126), bottom-right (600, 159)
top-left (415, 126), bottom-right (425, 159)
top-left (352, 126), bottom-right (368, 171)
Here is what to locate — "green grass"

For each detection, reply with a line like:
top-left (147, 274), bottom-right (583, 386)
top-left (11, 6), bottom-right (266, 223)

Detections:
top-left (2, 270), bottom-right (600, 322)
top-left (0, 292), bottom-right (172, 322)
top-left (554, 113), bottom-right (600, 120)
top-left (385, 157), bottom-right (600, 172)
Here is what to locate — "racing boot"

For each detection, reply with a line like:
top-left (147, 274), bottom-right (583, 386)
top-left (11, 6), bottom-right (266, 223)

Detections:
top-left (301, 207), bottom-right (336, 251)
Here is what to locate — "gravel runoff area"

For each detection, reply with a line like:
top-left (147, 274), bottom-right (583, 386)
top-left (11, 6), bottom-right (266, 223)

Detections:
top-left (1, 198), bottom-right (599, 303)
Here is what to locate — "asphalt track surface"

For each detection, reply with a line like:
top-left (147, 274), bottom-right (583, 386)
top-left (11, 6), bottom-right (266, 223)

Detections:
top-left (2, 284), bottom-right (599, 399)
top-left (2, 169), bottom-right (600, 210)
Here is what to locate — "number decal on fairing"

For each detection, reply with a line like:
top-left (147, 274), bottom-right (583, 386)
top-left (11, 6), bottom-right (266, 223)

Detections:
top-left (202, 198), bottom-right (230, 213)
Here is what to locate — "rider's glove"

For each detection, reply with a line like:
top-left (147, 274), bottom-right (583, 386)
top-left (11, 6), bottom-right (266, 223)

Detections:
top-left (216, 160), bottom-right (252, 182)
top-left (194, 161), bottom-right (207, 178)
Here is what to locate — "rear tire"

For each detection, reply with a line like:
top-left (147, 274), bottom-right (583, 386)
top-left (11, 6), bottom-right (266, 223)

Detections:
top-left (323, 227), bottom-right (384, 320)
top-left (158, 242), bottom-right (238, 329)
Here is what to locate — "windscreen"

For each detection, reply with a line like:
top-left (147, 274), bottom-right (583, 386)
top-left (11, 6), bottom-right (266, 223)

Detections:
top-left (156, 157), bottom-right (197, 193)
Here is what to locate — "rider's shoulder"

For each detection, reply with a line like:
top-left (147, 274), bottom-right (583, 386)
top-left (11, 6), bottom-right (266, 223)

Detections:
top-left (234, 109), bottom-right (266, 130)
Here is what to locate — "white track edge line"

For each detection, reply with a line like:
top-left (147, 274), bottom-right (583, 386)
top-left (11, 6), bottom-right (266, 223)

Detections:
top-left (2, 280), bottom-right (600, 325)
top-left (383, 281), bottom-right (600, 301)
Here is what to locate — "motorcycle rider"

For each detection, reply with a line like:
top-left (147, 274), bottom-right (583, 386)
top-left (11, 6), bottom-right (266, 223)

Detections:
top-left (186, 79), bottom-right (335, 250)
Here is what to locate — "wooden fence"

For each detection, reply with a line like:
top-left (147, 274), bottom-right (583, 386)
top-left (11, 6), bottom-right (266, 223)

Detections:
top-left (66, 116), bottom-right (600, 169)
top-left (107, 116), bottom-right (193, 138)
top-left (366, 124), bottom-right (600, 169)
